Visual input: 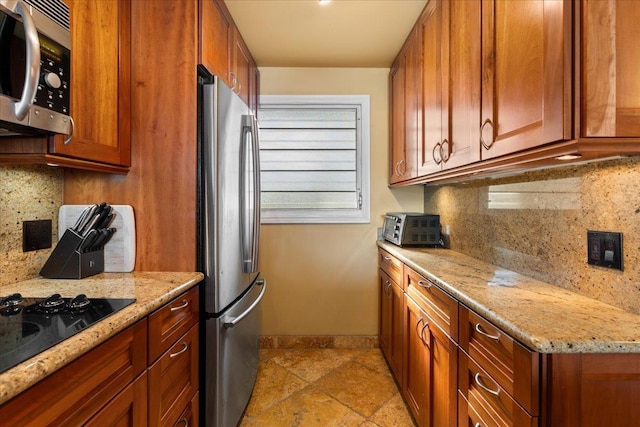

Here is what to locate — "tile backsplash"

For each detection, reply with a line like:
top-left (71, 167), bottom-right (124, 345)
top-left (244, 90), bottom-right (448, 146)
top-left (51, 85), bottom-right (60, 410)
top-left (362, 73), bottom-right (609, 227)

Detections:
top-left (0, 165), bottom-right (63, 286)
top-left (425, 157), bottom-right (640, 314)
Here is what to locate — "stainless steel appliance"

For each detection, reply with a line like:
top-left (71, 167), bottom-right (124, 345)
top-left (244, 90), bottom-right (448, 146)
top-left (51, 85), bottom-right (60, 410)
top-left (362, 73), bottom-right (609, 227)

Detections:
top-left (0, 292), bottom-right (135, 373)
top-left (383, 212), bottom-right (442, 247)
top-left (0, 0), bottom-right (72, 137)
top-left (197, 71), bottom-right (266, 427)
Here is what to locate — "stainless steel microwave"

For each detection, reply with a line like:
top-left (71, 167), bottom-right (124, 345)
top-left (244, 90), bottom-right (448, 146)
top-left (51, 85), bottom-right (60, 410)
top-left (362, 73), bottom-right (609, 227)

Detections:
top-left (0, 0), bottom-right (72, 137)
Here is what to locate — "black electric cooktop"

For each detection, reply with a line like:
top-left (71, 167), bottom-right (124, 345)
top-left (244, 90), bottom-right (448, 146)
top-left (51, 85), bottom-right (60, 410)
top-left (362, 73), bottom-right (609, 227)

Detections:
top-left (0, 293), bottom-right (135, 374)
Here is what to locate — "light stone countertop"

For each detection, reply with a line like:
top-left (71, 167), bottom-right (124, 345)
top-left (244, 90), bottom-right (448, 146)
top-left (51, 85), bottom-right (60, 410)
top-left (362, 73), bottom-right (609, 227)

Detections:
top-left (378, 240), bottom-right (640, 354)
top-left (0, 271), bottom-right (203, 405)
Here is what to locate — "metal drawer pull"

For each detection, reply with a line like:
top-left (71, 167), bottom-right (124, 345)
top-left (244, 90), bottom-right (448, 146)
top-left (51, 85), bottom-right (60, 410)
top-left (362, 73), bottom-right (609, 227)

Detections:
top-left (417, 280), bottom-right (432, 289)
top-left (474, 373), bottom-right (500, 396)
top-left (420, 322), bottom-right (430, 347)
top-left (416, 318), bottom-right (424, 339)
top-left (475, 323), bottom-right (500, 341)
top-left (175, 418), bottom-right (189, 427)
top-left (432, 142), bottom-right (442, 165)
top-left (169, 342), bottom-right (189, 358)
top-left (383, 256), bottom-right (392, 261)
top-left (170, 299), bottom-right (189, 312)
top-left (480, 118), bottom-right (494, 150)
top-left (475, 423), bottom-right (483, 427)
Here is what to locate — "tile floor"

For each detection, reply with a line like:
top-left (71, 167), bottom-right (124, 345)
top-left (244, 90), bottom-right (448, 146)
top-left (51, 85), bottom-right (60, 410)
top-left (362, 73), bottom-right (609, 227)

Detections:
top-left (239, 348), bottom-right (416, 427)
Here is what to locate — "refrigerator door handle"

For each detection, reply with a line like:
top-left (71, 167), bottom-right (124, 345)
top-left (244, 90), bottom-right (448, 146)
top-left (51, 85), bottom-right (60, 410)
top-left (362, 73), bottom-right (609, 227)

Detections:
top-left (223, 278), bottom-right (266, 328)
top-left (240, 114), bottom-right (261, 273)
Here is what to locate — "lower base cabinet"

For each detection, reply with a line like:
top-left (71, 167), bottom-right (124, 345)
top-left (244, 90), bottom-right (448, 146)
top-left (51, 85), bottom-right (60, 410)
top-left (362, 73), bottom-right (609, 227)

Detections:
top-left (87, 372), bottom-right (149, 427)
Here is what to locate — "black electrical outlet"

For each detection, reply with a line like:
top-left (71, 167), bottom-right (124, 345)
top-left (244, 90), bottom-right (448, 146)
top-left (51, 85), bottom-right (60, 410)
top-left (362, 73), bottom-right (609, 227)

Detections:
top-left (23, 220), bottom-right (53, 252)
top-left (587, 230), bottom-right (623, 271)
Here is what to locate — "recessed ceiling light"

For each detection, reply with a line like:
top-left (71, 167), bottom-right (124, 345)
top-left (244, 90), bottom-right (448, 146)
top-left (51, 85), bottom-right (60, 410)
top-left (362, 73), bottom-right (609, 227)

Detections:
top-left (319, 0), bottom-right (331, 5)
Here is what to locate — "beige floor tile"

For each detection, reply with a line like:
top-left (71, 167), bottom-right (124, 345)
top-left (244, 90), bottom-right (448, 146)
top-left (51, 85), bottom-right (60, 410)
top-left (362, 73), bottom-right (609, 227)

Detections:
top-left (270, 348), bottom-right (363, 382)
top-left (351, 348), bottom-right (394, 376)
top-left (244, 359), bottom-right (309, 416)
top-left (251, 385), bottom-right (366, 427)
top-left (314, 360), bottom-right (400, 417)
top-left (370, 394), bottom-right (417, 427)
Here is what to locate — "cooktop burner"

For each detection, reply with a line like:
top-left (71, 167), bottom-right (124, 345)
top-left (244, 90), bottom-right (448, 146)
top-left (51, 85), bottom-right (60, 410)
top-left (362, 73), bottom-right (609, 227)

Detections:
top-left (0, 293), bottom-right (135, 374)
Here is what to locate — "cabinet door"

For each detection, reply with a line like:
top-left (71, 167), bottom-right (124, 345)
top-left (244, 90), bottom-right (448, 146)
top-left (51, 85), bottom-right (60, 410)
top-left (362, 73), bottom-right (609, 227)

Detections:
top-left (86, 372), bottom-right (148, 427)
top-left (379, 269), bottom-right (394, 361)
top-left (419, 0), bottom-right (446, 176)
top-left (429, 321), bottom-right (458, 427)
top-left (446, 0), bottom-right (481, 170)
top-left (52, 0), bottom-right (131, 167)
top-left (390, 280), bottom-right (405, 382)
top-left (231, 26), bottom-right (253, 107)
top-left (200, 0), bottom-right (231, 85)
top-left (404, 295), bottom-right (430, 426)
top-left (582, 0), bottom-right (640, 137)
top-left (480, 0), bottom-right (571, 160)
top-left (389, 29), bottom-right (419, 184)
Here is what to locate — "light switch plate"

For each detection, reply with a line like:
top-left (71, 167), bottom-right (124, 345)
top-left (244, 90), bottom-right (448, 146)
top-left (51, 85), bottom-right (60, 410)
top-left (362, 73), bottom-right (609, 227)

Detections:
top-left (587, 231), bottom-right (623, 271)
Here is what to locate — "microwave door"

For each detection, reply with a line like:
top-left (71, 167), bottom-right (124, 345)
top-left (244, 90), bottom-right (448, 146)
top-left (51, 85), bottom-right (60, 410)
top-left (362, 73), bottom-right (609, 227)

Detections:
top-left (0, 0), bottom-right (40, 124)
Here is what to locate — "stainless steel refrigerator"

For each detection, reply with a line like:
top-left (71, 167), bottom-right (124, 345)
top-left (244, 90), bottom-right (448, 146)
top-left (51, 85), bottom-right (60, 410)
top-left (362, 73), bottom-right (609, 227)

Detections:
top-left (197, 70), bottom-right (265, 427)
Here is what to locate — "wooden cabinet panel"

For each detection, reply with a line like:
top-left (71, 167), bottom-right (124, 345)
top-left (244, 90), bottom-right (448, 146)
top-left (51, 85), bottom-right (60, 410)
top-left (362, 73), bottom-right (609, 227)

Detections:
top-left (378, 248), bottom-right (403, 286)
top-left (379, 269), bottom-right (394, 362)
top-left (390, 279), bottom-right (405, 381)
top-left (389, 28), bottom-right (419, 184)
top-left (148, 324), bottom-right (199, 427)
top-left (419, 0), bottom-right (446, 176)
top-left (459, 350), bottom-right (537, 427)
top-left (446, 0), bottom-right (481, 170)
top-left (173, 391), bottom-right (199, 427)
top-left (0, 319), bottom-right (147, 426)
top-left (429, 323), bottom-right (457, 427)
top-left (86, 372), bottom-right (148, 427)
top-left (582, 0), bottom-right (640, 137)
top-left (405, 266), bottom-right (458, 340)
top-left (459, 305), bottom-right (539, 415)
top-left (404, 294), bottom-right (430, 425)
top-left (231, 26), bottom-right (253, 107)
top-left (480, 0), bottom-right (572, 160)
top-left (200, 0), bottom-right (231, 85)
top-left (52, 0), bottom-right (131, 167)
top-left (148, 287), bottom-right (200, 364)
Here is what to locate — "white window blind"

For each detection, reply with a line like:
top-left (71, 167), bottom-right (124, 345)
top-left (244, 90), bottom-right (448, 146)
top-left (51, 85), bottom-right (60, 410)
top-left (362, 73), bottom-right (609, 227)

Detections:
top-left (258, 95), bottom-right (370, 224)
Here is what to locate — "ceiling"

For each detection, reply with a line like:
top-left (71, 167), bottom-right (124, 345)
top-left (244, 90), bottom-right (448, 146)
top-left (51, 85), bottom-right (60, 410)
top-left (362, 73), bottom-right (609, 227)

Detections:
top-left (224, 0), bottom-right (428, 68)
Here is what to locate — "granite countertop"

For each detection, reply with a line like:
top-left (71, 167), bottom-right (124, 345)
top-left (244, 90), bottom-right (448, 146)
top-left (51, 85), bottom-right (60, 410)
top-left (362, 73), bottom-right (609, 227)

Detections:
top-left (377, 240), bottom-right (640, 354)
top-left (0, 271), bottom-right (203, 405)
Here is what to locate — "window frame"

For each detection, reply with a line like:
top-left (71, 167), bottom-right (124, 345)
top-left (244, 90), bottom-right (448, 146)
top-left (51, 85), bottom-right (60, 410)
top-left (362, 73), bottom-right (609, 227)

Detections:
top-left (258, 94), bottom-right (370, 224)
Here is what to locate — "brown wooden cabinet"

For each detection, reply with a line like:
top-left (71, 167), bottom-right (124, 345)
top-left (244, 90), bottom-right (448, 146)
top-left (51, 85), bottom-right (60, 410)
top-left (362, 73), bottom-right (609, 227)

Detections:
top-left (0, 286), bottom-right (200, 426)
top-left (200, 0), bottom-right (232, 86)
top-left (378, 249), bottom-right (405, 382)
top-left (403, 294), bottom-right (430, 426)
top-left (389, 27), bottom-right (420, 184)
top-left (581, 0), bottom-right (640, 137)
top-left (479, 0), bottom-right (572, 160)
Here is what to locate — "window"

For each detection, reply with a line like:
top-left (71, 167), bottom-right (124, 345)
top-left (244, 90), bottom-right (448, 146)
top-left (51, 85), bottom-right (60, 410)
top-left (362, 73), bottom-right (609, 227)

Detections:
top-left (258, 95), bottom-right (370, 224)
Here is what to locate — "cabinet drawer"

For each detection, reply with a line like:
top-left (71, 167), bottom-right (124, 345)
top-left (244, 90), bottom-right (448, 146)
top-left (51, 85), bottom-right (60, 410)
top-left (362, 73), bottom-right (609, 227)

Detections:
top-left (405, 266), bottom-right (458, 340)
top-left (148, 324), bottom-right (199, 427)
top-left (459, 305), bottom-right (539, 415)
top-left (149, 287), bottom-right (199, 363)
top-left (173, 391), bottom-right (199, 427)
top-left (0, 319), bottom-right (147, 426)
top-left (378, 248), bottom-right (403, 285)
top-left (86, 372), bottom-right (148, 427)
top-left (459, 351), bottom-right (536, 427)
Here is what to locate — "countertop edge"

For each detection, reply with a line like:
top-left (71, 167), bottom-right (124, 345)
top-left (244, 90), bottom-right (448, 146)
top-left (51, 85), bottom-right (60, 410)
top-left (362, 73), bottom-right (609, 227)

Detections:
top-left (0, 272), bottom-right (203, 406)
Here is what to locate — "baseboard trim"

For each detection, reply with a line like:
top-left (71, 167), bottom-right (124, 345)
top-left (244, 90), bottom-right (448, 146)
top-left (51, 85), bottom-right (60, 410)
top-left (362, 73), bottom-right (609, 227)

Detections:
top-left (260, 335), bottom-right (379, 349)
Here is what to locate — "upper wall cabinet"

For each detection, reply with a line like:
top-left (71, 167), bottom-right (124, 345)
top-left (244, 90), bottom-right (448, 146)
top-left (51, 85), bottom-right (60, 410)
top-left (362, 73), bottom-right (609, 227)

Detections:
top-left (581, 0), bottom-right (640, 138)
top-left (390, 28), bottom-right (420, 184)
top-left (480, 0), bottom-right (572, 160)
top-left (200, 0), bottom-right (232, 86)
top-left (419, 0), bottom-right (481, 176)
top-left (51, 0), bottom-right (131, 168)
top-left (0, 0), bottom-right (131, 173)
top-left (200, 0), bottom-right (258, 114)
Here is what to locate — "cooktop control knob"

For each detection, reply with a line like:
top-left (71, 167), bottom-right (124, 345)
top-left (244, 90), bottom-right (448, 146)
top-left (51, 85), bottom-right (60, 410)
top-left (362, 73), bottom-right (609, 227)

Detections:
top-left (44, 72), bottom-right (62, 89)
top-left (69, 294), bottom-right (91, 310)
top-left (40, 293), bottom-right (65, 309)
top-left (0, 293), bottom-right (23, 307)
